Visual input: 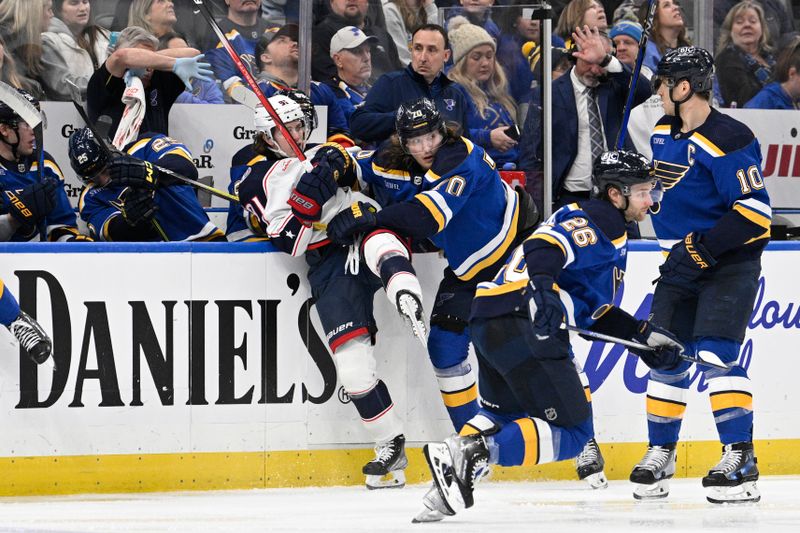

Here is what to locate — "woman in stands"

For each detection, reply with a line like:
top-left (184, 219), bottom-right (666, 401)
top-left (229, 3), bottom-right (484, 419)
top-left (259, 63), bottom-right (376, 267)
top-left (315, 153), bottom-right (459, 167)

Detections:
top-left (447, 18), bottom-right (519, 167)
top-left (41, 0), bottom-right (111, 101)
top-left (715, 1), bottom-right (776, 108)
top-left (128, 0), bottom-right (178, 39)
top-left (0, 0), bottom-right (52, 97)
top-left (383, 0), bottom-right (439, 66)
top-left (639, 0), bottom-right (691, 72)
top-left (555, 0), bottom-right (607, 46)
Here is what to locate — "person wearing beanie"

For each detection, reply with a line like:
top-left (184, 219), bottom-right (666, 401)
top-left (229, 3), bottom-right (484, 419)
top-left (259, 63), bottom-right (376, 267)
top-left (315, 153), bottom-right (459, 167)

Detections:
top-left (447, 16), bottom-right (519, 167)
top-left (609, 20), bottom-right (653, 78)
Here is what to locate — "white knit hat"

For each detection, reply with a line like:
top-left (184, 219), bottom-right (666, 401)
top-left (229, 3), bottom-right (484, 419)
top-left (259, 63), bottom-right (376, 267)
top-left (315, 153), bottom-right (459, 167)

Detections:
top-left (447, 16), bottom-right (496, 65)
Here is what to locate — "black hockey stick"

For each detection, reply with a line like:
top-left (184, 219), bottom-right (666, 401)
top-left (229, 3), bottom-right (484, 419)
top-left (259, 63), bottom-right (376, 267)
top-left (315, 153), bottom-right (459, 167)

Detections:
top-left (615, 0), bottom-right (657, 149)
top-left (563, 324), bottom-right (727, 369)
top-left (70, 99), bottom-right (239, 203)
top-left (191, 0), bottom-right (306, 161)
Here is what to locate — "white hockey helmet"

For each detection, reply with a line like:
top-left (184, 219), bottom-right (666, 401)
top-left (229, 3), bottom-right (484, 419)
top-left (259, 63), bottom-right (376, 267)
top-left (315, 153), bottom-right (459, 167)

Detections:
top-left (254, 93), bottom-right (308, 143)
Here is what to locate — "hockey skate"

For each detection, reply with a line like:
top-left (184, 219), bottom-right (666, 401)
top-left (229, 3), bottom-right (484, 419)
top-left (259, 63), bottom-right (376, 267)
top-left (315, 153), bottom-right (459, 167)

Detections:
top-left (702, 442), bottom-right (760, 504)
top-left (630, 443), bottom-right (677, 500)
top-left (422, 434), bottom-right (490, 517)
top-left (412, 484), bottom-right (451, 523)
top-left (576, 438), bottom-right (608, 489)
top-left (396, 290), bottom-right (427, 347)
top-left (9, 310), bottom-right (52, 365)
top-left (363, 434), bottom-right (408, 490)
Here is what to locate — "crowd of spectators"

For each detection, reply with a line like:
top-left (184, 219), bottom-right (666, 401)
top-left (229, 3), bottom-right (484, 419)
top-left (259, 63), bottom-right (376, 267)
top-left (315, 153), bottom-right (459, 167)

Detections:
top-left (0, 0), bottom-right (799, 242)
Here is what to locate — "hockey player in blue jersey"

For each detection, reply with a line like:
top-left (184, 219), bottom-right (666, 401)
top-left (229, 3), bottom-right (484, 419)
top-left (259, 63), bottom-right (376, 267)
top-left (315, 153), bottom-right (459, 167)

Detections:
top-left (235, 90), bottom-right (428, 490)
top-left (327, 97), bottom-right (540, 438)
top-left (0, 278), bottom-right (52, 365)
top-left (0, 89), bottom-right (89, 242)
top-left (415, 151), bottom-right (684, 522)
top-left (69, 129), bottom-right (225, 242)
top-left (629, 47), bottom-right (770, 504)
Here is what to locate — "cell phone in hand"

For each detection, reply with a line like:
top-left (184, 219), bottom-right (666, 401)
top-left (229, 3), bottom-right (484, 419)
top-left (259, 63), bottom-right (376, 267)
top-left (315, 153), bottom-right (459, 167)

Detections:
top-left (504, 124), bottom-right (520, 141)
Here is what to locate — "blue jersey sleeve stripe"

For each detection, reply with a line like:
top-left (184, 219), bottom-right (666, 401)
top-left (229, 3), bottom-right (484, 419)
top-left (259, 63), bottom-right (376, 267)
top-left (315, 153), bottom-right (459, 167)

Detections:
top-left (733, 204), bottom-right (771, 229)
top-left (415, 193), bottom-right (447, 231)
top-left (372, 163), bottom-right (411, 181)
top-left (530, 229), bottom-right (575, 266)
top-left (691, 133), bottom-right (725, 157)
top-left (42, 160), bottom-right (65, 180)
top-left (735, 197), bottom-right (772, 219)
top-left (126, 138), bottom-right (150, 155)
top-left (163, 147), bottom-right (194, 161)
top-left (455, 193), bottom-right (519, 280)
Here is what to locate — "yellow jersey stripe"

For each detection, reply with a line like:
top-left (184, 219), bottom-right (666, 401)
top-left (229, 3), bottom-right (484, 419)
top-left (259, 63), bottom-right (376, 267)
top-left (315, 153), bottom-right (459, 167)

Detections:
top-left (458, 201), bottom-right (519, 280)
top-left (653, 125), bottom-right (671, 135)
top-left (164, 147), bottom-right (194, 162)
top-left (526, 233), bottom-right (567, 258)
top-left (415, 193), bottom-right (446, 232)
top-left (516, 418), bottom-right (540, 467)
top-left (475, 279), bottom-right (528, 298)
top-left (691, 132), bottom-right (725, 157)
top-left (372, 163), bottom-right (411, 178)
top-left (733, 204), bottom-right (772, 229)
top-left (584, 385), bottom-right (592, 403)
top-left (441, 384), bottom-right (478, 408)
top-left (126, 138), bottom-right (150, 155)
top-left (247, 155), bottom-right (266, 167)
top-left (646, 396), bottom-right (687, 419)
top-left (710, 391), bottom-right (753, 412)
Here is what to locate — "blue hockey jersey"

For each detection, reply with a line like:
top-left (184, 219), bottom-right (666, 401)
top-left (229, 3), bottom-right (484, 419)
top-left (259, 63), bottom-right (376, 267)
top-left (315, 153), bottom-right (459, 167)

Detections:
top-left (650, 109), bottom-right (771, 262)
top-left (472, 200), bottom-right (628, 329)
top-left (225, 144), bottom-right (273, 242)
top-left (0, 151), bottom-right (81, 241)
top-left (79, 135), bottom-right (223, 242)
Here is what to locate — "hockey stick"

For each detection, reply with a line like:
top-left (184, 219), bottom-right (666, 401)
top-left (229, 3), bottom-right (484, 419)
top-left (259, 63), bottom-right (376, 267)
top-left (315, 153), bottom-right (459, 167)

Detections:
top-left (0, 81), bottom-right (46, 184)
top-left (191, 0), bottom-right (306, 161)
top-left (70, 100), bottom-right (239, 203)
top-left (615, 0), bottom-right (657, 149)
top-left (563, 324), bottom-right (727, 369)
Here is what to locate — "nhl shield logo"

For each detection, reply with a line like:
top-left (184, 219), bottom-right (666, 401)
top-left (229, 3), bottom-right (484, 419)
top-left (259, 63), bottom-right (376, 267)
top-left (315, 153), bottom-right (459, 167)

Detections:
top-left (545, 408), bottom-right (557, 421)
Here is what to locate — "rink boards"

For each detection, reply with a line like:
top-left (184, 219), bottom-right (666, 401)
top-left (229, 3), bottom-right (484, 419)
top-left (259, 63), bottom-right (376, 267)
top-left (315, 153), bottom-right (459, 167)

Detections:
top-left (0, 241), bottom-right (798, 495)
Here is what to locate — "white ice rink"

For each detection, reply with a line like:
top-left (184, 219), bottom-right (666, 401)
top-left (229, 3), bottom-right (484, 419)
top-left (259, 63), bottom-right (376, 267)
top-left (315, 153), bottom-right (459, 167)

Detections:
top-left (0, 477), bottom-right (798, 532)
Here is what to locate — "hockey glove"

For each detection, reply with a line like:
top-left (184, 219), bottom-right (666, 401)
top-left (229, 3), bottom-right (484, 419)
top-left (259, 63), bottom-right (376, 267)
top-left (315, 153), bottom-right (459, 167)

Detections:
top-left (117, 188), bottom-right (158, 226)
top-left (527, 274), bottom-right (565, 338)
top-left (4, 178), bottom-right (58, 227)
top-left (327, 201), bottom-right (378, 245)
top-left (288, 163), bottom-right (338, 224)
top-left (657, 232), bottom-right (717, 287)
top-left (311, 143), bottom-right (356, 187)
top-left (108, 154), bottom-right (159, 190)
top-left (631, 321), bottom-right (684, 371)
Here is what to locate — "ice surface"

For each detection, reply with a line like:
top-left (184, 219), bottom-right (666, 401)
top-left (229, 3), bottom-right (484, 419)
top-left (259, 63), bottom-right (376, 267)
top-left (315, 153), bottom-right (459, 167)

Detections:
top-left (0, 476), bottom-right (798, 532)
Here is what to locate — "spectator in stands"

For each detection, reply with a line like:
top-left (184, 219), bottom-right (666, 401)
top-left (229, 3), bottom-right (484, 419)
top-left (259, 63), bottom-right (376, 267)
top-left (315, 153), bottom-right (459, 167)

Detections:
top-left (86, 26), bottom-right (212, 144)
top-left (497, 1), bottom-right (567, 106)
top-left (0, 89), bottom-right (89, 242)
top-left (714, 0), bottom-right (796, 50)
top-left (41, 0), bottom-right (111, 101)
top-left (383, 0), bottom-right (439, 66)
top-left (128, 0), bottom-right (178, 39)
top-left (350, 24), bottom-right (469, 144)
top-left (312, 0), bottom-right (402, 83)
top-left (247, 24), bottom-right (353, 145)
top-left (556, 0), bottom-right (608, 45)
top-left (639, 0), bottom-right (690, 72)
top-left (0, 36), bottom-right (44, 100)
top-left (262, 1), bottom-right (299, 25)
top-left (745, 37), bottom-right (800, 109)
top-left (0, 0), bottom-right (52, 93)
top-left (715, 1), bottom-right (776, 108)
top-left (447, 18), bottom-right (519, 167)
top-left (199, 0), bottom-right (269, 53)
top-left (327, 26), bottom-right (376, 126)
top-left (609, 20), bottom-right (652, 78)
top-left (160, 33), bottom-right (224, 104)
top-left (111, 0), bottom-right (216, 48)
top-left (519, 25), bottom-right (651, 210)
top-left (444, 0), bottom-right (500, 39)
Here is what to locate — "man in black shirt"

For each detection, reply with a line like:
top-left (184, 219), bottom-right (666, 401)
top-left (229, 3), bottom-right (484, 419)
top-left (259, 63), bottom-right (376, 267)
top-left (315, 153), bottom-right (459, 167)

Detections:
top-left (199, 0), bottom-right (270, 52)
top-left (87, 26), bottom-right (212, 139)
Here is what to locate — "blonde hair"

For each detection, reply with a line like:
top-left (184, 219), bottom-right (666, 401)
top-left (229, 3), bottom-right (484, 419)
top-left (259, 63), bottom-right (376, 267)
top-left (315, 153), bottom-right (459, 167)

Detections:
top-left (390, 0), bottom-right (429, 34)
top-left (0, 35), bottom-right (27, 89)
top-left (716, 1), bottom-right (773, 56)
top-left (447, 48), bottom-right (517, 122)
top-left (129, 0), bottom-right (173, 36)
top-left (556, 0), bottom-right (601, 40)
top-left (0, 0), bottom-right (47, 77)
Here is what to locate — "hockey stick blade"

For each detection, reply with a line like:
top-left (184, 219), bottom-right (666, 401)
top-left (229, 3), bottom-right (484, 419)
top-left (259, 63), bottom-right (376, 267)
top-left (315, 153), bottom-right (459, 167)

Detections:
top-left (0, 81), bottom-right (42, 128)
top-left (563, 324), bottom-right (727, 369)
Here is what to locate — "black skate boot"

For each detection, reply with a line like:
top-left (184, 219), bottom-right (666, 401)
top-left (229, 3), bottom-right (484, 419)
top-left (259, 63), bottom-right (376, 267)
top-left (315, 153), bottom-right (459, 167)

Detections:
top-left (363, 434), bottom-right (408, 490)
top-left (395, 290), bottom-right (427, 347)
top-left (630, 443), bottom-right (677, 499)
top-left (9, 310), bottom-right (52, 365)
top-left (702, 442), bottom-right (760, 504)
top-left (423, 433), bottom-right (490, 517)
top-left (576, 438), bottom-right (608, 489)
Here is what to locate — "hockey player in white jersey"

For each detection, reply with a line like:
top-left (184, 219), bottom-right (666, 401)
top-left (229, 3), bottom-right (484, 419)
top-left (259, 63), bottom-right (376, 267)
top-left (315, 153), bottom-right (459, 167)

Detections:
top-left (234, 90), bottom-right (426, 489)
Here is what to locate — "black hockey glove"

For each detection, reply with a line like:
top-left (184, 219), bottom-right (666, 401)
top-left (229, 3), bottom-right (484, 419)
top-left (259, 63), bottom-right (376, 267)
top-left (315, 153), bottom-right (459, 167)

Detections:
top-left (117, 188), bottom-right (158, 226)
top-left (527, 274), bottom-right (565, 338)
top-left (108, 154), bottom-right (159, 190)
top-left (657, 232), bottom-right (717, 287)
top-left (4, 177), bottom-right (58, 227)
top-left (311, 142), bottom-right (356, 187)
top-left (327, 201), bottom-right (378, 245)
top-left (288, 164), bottom-right (338, 224)
top-left (630, 321), bottom-right (684, 371)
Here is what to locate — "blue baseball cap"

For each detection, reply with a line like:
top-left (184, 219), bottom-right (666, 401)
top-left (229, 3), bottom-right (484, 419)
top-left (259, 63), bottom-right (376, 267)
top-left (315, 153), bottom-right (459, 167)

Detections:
top-left (610, 21), bottom-right (643, 43)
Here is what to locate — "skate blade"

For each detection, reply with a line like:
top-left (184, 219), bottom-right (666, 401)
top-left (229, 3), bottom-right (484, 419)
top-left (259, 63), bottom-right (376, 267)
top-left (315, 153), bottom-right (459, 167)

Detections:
top-left (366, 470), bottom-right (406, 490)
top-left (706, 481), bottom-right (761, 504)
top-left (582, 471), bottom-right (608, 489)
top-left (412, 508), bottom-right (446, 523)
top-left (423, 443), bottom-right (463, 515)
top-left (413, 485), bottom-right (453, 523)
top-left (398, 295), bottom-right (428, 347)
top-left (633, 480), bottom-right (670, 500)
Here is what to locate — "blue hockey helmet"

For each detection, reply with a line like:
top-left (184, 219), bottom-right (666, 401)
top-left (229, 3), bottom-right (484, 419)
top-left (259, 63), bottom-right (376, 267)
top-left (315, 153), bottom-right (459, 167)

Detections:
top-left (592, 150), bottom-right (659, 199)
top-left (395, 97), bottom-right (445, 150)
top-left (68, 127), bottom-right (109, 184)
top-left (654, 46), bottom-right (714, 93)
